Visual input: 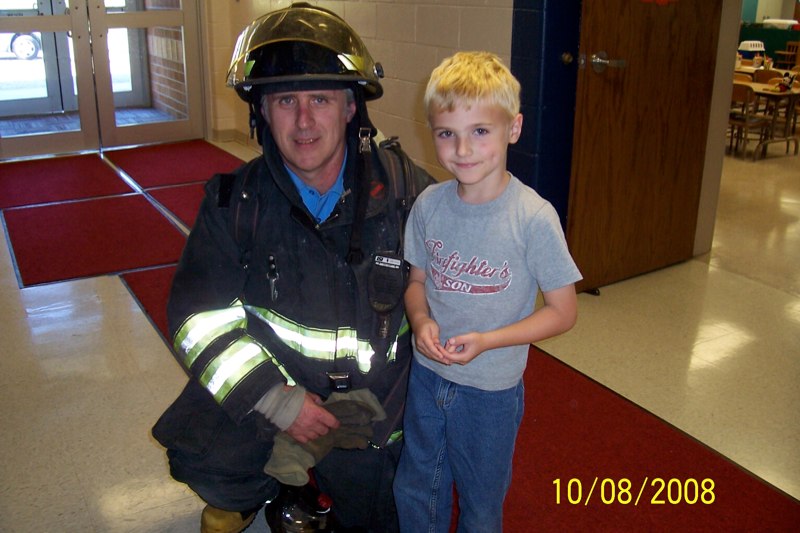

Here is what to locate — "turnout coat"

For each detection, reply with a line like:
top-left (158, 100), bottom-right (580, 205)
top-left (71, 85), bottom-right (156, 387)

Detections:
top-left (153, 131), bottom-right (431, 483)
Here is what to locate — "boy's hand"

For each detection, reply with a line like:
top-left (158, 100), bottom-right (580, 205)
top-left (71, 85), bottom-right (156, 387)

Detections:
top-left (413, 317), bottom-right (452, 365)
top-left (443, 332), bottom-right (485, 365)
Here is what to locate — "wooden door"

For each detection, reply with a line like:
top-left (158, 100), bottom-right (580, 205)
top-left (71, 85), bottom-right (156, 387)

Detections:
top-left (567, 0), bottom-right (722, 292)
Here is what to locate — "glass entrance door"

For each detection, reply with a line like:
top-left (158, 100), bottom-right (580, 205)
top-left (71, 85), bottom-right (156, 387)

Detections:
top-left (0, 0), bottom-right (203, 160)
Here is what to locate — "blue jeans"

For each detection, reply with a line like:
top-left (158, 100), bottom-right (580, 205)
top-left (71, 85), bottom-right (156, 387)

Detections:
top-left (394, 359), bottom-right (525, 533)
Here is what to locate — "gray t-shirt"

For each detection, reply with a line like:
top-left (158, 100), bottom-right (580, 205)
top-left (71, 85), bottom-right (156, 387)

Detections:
top-left (405, 175), bottom-right (582, 390)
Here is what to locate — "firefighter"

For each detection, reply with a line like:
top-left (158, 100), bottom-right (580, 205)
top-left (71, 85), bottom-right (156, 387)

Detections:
top-left (152, 4), bottom-right (432, 532)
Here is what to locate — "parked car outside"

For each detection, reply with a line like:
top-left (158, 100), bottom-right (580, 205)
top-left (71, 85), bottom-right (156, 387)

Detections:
top-left (0, 32), bottom-right (42, 60)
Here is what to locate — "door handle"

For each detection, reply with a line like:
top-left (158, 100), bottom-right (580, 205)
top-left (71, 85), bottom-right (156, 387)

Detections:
top-left (590, 51), bottom-right (626, 73)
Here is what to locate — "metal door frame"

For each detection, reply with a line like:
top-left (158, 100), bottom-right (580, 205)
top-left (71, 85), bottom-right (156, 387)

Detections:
top-left (0, 0), bottom-right (203, 160)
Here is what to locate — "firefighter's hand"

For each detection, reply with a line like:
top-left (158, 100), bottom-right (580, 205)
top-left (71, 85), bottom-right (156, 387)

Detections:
top-left (285, 393), bottom-right (340, 444)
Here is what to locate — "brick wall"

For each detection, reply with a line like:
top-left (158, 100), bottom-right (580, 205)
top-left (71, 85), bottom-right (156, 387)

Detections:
top-left (145, 0), bottom-right (187, 119)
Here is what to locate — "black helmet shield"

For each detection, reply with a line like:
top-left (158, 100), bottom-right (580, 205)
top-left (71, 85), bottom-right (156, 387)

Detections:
top-left (244, 41), bottom-right (357, 97)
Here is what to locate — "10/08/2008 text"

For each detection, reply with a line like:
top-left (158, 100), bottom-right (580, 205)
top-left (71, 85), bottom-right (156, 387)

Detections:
top-left (552, 477), bottom-right (716, 506)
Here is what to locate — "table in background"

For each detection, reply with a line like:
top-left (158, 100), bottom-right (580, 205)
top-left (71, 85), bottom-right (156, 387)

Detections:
top-left (734, 66), bottom-right (792, 80)
top-left (741, 81), bottom-right (800, 158)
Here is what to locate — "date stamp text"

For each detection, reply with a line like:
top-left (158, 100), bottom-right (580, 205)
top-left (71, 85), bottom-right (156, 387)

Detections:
top-left (553, 477), bottom-right (716, 506)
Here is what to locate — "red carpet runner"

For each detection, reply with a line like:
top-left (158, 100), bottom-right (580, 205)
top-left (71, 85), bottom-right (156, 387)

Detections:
top-left (3, 195), bottom-right (185, 286)
top-left (149, 182), bottom-right (207, 228)
top-left (105, 139), bottom-right (244, 188)
top-left (0, 153), bottom-right (132, 209)
top-left (1, 140), bottom-right (243, 287)
top-left (122, 265), bottom-right (176, 341)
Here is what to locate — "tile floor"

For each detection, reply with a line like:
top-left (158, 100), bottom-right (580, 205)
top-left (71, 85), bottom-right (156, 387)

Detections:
top-left (0, 141), bottom-right (797, 532)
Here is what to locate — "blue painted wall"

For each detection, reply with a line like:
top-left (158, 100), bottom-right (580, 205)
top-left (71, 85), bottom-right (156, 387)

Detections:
top-left (741, 0), bottom-right (758, 23)
top-left (509, 0), bottom-right (582, 229)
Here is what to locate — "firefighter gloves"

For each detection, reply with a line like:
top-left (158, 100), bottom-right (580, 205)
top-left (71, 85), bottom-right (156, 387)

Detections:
top-left (264, 389), bottom-right (386, 486)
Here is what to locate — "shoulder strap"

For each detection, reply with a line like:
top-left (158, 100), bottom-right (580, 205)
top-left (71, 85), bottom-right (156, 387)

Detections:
top-left (217, 161), bottom-right (261, 267)
top-left (378, 136), bottom-right (421, 248)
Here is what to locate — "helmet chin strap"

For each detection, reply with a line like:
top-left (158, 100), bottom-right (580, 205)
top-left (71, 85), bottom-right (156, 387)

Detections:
top-left (346, 89), bottom-right (376, 264)
top-left (249, 100), bottom-right (266, 145)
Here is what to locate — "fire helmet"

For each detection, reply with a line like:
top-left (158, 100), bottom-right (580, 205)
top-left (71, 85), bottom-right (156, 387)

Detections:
top-left (226, 3), bottom-right (384, 103)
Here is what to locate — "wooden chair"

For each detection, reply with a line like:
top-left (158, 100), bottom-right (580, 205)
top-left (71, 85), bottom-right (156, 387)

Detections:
top-left (733, 73), bottom-right (752, 82)
top-left (752, 70), bottom-right (783, 113)
top-left (774, 41), bottom-right (799, 69)
top-left (728, 83), bottom-right (771, 160)
top-left (753, 69), bottom-right (782, 83)
top-left (765, 78), bottom-right (794, 132)
top-left (764, 76), bottom-right (797, 131)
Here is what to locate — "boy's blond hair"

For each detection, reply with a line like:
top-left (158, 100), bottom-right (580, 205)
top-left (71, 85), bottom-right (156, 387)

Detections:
top-left (424, 51), bottom-right (521, 121)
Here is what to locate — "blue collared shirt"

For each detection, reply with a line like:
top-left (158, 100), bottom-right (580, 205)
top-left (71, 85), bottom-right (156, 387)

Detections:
top-left (286, 152), bottom-right (346, 223)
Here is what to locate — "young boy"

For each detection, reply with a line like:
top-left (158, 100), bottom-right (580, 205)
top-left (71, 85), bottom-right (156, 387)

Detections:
top-left (394, 51), bottom-right (583, 532)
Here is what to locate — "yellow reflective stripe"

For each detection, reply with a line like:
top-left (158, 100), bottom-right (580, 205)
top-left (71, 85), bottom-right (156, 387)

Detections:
top-left (387, 337), bottom-right (398, 364)
top-left (174, 304), bottom-right (247, 368)
top-left (267, 316), bottom-right (339, 359)
top-left (353, 336), bottom-right (374, 371)
top-left (387, 429), bottom-right (403, 445)
top-left (200, 336), bottom-right (295, 404)
top-left (384, 314), bottom-right (409, 364)
top-left (247, 305), bottom-right (376, 372)
top-left (398, 314), bottom-right (410, 337)
top-left (334, 331), bottom-right (375, 371)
